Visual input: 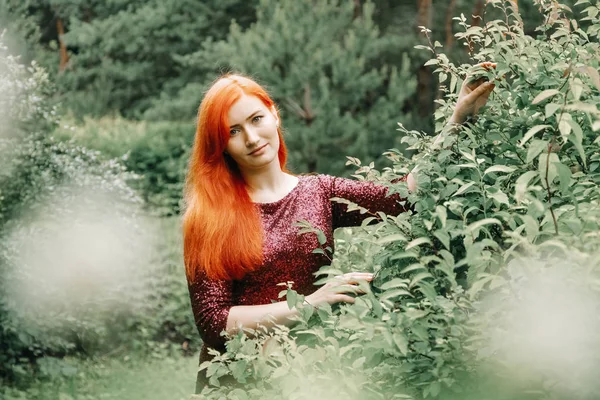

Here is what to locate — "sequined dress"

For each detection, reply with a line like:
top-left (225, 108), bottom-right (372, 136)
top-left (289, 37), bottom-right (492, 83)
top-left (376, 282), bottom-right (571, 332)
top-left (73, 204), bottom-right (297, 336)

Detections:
top-left (187, 174), bottom-right (408, 386)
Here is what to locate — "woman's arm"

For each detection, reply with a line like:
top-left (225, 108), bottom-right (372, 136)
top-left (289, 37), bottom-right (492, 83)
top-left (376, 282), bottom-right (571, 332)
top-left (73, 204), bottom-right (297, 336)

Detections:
top-left (190, 269), bottom-right (372, 343)
top-left (226, 301), bottom-right (301, 334)
top-left (407, 63), bottom-right (497, 190)
top-left (188, 272), bottom-right (234, 350)
top-left (226, 272), bottom-right (374, 334)
top-left (432, 62), bottom-right (497, 149)
top-left (326, 175), bottom-right (411, 229)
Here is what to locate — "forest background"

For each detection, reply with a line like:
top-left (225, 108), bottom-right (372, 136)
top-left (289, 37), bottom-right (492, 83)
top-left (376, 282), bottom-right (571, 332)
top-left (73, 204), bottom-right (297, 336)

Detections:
top-left (1, 0), bottom-right (598, 399)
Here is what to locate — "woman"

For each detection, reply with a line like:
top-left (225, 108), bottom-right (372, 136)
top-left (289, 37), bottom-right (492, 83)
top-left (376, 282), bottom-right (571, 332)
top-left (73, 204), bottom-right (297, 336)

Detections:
top-left (184, 70), bottom-right (494, 392)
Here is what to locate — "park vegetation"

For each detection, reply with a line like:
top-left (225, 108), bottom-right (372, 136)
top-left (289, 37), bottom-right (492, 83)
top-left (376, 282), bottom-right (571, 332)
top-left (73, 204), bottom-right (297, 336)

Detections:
top-left (0, 0), bottom-right (599, 399)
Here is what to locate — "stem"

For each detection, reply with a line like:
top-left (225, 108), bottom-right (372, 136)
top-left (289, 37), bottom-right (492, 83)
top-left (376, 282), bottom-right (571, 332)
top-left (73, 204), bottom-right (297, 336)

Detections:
top-left (545, 141), bottom-right (559, 235)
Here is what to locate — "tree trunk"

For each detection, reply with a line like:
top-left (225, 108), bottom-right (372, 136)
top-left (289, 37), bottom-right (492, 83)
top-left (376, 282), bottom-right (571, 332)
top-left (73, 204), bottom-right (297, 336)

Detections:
top-left (471, 0), bottom-right (485, 27)
top-left (56, 18), bottom-right (69, 72)
top-left (353, 0), bottom-right (362, 19)
top-left (445, 0), bottom-right (457, 49)
top-left (416, 0), bottom-right (432, 29)
top-left (416, 0), bottom-right (432, 118)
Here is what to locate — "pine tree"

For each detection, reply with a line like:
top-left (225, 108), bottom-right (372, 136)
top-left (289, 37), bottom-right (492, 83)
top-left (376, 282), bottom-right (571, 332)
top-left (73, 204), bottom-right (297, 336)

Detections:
top-left (182, 0), bottom-right (416, 175)
top-left (0, 0), bottom-right (260, 118)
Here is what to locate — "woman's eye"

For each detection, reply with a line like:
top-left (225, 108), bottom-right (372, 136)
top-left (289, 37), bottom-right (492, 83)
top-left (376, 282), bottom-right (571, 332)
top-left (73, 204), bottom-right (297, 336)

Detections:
top-left (252, 115), bottom-right (263, 123)
top-left (230, 128), bottom-right (239, 136)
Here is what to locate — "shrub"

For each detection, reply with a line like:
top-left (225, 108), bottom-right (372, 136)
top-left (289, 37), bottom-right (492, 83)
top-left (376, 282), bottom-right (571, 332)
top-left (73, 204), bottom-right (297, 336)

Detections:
top-left (55, 117), bottom-right (195, 216)
top-left (193, 1), bottom-right (600, 399)
top-left (0, 40), bottom-right (196, 387)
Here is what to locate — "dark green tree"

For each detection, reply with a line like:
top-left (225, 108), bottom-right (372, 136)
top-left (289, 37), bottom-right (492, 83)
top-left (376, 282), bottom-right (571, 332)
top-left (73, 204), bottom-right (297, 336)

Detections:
top-left (179, 0), bottom-right (416, 175)
top-left (0, 0), bottom-right (260, 118)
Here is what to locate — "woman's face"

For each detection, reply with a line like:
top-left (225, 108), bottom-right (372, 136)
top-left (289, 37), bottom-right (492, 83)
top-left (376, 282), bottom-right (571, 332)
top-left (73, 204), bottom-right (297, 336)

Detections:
top-left (225, 94), bottom-right (280, 173)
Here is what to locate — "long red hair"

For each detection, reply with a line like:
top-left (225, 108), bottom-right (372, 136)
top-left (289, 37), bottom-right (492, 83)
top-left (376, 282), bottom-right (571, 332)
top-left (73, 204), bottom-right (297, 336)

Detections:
top-left (183, 74), bottom-right (289, 281)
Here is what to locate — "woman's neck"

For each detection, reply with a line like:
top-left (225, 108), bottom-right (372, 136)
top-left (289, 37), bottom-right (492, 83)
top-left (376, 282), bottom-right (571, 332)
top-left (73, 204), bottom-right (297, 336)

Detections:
top-left (241, 163), bottom-right (296, 203)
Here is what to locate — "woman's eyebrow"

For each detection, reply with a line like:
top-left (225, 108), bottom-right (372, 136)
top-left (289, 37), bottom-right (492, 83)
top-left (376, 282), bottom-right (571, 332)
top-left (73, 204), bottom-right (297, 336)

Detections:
top-left (229, 110), bottom-right (262, 129)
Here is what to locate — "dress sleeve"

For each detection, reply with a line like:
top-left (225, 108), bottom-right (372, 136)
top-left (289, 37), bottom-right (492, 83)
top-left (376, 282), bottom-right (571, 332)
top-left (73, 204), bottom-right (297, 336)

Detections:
top-left (322, 174), bottom-right (410, 229)
top-left (187, 270), bottom-right (233, 350)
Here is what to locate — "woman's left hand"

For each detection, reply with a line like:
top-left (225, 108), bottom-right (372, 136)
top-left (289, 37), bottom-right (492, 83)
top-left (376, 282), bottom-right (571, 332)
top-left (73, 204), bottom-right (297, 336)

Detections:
top-left (449, 62), bottom-right (497, 125)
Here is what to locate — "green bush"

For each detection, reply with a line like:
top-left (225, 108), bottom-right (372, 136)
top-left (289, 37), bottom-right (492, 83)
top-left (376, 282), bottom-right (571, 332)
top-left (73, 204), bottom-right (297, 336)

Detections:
top-left (55, 117), bottom-right (195, 216)
top-left (0, 41), bottom-right (196, 387)
top-left (194, 1), bottom-right (600, 399)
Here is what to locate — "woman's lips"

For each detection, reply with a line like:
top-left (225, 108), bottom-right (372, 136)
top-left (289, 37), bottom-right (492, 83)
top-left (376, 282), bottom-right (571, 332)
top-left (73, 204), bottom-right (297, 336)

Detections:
top-left (248, 144), bottom-right (267, 155)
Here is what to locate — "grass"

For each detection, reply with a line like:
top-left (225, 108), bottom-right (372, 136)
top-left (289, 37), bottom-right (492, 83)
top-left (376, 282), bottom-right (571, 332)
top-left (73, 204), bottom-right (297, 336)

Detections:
top-left (2, 352), bottom-right (199, 400)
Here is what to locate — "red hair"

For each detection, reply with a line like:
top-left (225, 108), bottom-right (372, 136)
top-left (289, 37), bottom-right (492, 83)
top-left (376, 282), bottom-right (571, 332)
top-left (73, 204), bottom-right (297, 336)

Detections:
top-left (183, 74), bottom-right (289, 281)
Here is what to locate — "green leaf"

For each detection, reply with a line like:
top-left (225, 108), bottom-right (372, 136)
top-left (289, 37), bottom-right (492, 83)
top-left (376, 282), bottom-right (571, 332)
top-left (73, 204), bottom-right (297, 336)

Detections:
top-left (581, 65), bottom-right (600, 91)
top-left (450, 73), bottom-right (458, 93)
top-left (555, 162), bottom-right (572, 194)
top-left (527, 140), bottom-right (548, 163)
top-left (380, 288), bottom-right (412, 301)
top-left (532, 89), bottom-right (560, 104)
top-left (488, 190), bottom-right (509, 205)
top-left (352, 357), bottom-right (366, 369)
top-left (392, 333), bottom-right (408, 355)
top-left (575, 77), bottom-right (586, 100)
top-left (400, 263), bottom-right (427, 274)
top-left (568, 134), bottom-right (586, 167)
top-left (521, 215), bottom-right (539, 241)
top-left (377, 233), bottom-right (407, 244)
top-left (515, 171), bottom-right (538, 202)
top-left (453, 181), bottom-right (477, 196)
top-left (435, 205), bottom-right (447, 228)
top-left (468, 275), bottom-right (494, 297)
top-left (520, 125), bottom-right (551, 146)
top-left (405, 237), bottom-right (432, 250)
top-left (286, 290), bottom-right (297, 309)
top-left (316, 230), bottom-right (327, 245)
top-left (483, 165), bottom-right (516, 175)
top-left (409, 272), bottom-right (434, 288)
top-left (417, 281), bottom-right (438, 300)
top-left (545, 103), bottom-right (561, 118)
top-left (429, 381), bottom-right (441, 397)
top-left (558, 113), bottom-right (572, 137)
top-left (466, 218), bottom-right (502, 232)
top-left (433, 230), bottom-right (450, 250)
top-left (380, 278), bottom-right (410, 290)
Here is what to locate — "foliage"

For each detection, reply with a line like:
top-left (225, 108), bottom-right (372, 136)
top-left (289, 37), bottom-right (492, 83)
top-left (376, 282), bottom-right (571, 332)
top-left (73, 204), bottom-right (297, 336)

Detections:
top-left (0, 352), bottom-right (197, 400)
top-left (0, 40), bottom-right (196, 386)
top-left (177, 0), bottom-right (416, 175)
top-left (49, 0), bottom-right (258, 118)
top-left (193, 1), bottom-right (600, 399)
top-left (55, 117), bottom-right (195, 215)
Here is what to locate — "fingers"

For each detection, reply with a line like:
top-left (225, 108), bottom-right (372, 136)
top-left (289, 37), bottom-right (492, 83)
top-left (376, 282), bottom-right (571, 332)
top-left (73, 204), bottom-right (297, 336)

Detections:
top-left (466, 77), bottom-right (488, 90)
top-left (334, 272), bottom-right (373, 284)
top-left (463, 81), bottom-right (495, 105)
top-left (334, 294), bottom-right (356, 304)
top-left (464, 62), bottom-right (496, 89)
top-left (475, 61), bottom-right (496, 70)
top-left (311, 272), bottom-right (374, 306)
top-left (331, 283), bottom-right (366, 295)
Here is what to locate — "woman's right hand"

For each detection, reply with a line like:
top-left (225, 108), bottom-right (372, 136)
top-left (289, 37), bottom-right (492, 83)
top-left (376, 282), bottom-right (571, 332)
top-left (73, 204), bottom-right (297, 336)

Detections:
top-left (305, 272), bottom-right (374, 308)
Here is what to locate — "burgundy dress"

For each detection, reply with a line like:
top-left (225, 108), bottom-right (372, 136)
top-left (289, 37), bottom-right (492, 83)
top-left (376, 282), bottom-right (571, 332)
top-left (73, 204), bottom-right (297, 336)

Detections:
top-left (187, 174), bottom-right (408, 388)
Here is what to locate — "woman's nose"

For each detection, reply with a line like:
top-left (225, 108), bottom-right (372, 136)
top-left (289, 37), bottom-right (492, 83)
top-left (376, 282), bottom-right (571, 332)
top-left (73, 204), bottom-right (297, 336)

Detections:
top-left (244, 127), bottom-right (260, 147)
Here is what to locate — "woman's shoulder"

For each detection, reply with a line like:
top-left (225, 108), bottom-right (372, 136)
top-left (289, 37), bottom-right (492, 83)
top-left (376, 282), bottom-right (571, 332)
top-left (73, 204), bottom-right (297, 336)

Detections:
top-left (298, 173), bottom-right (335, 193)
